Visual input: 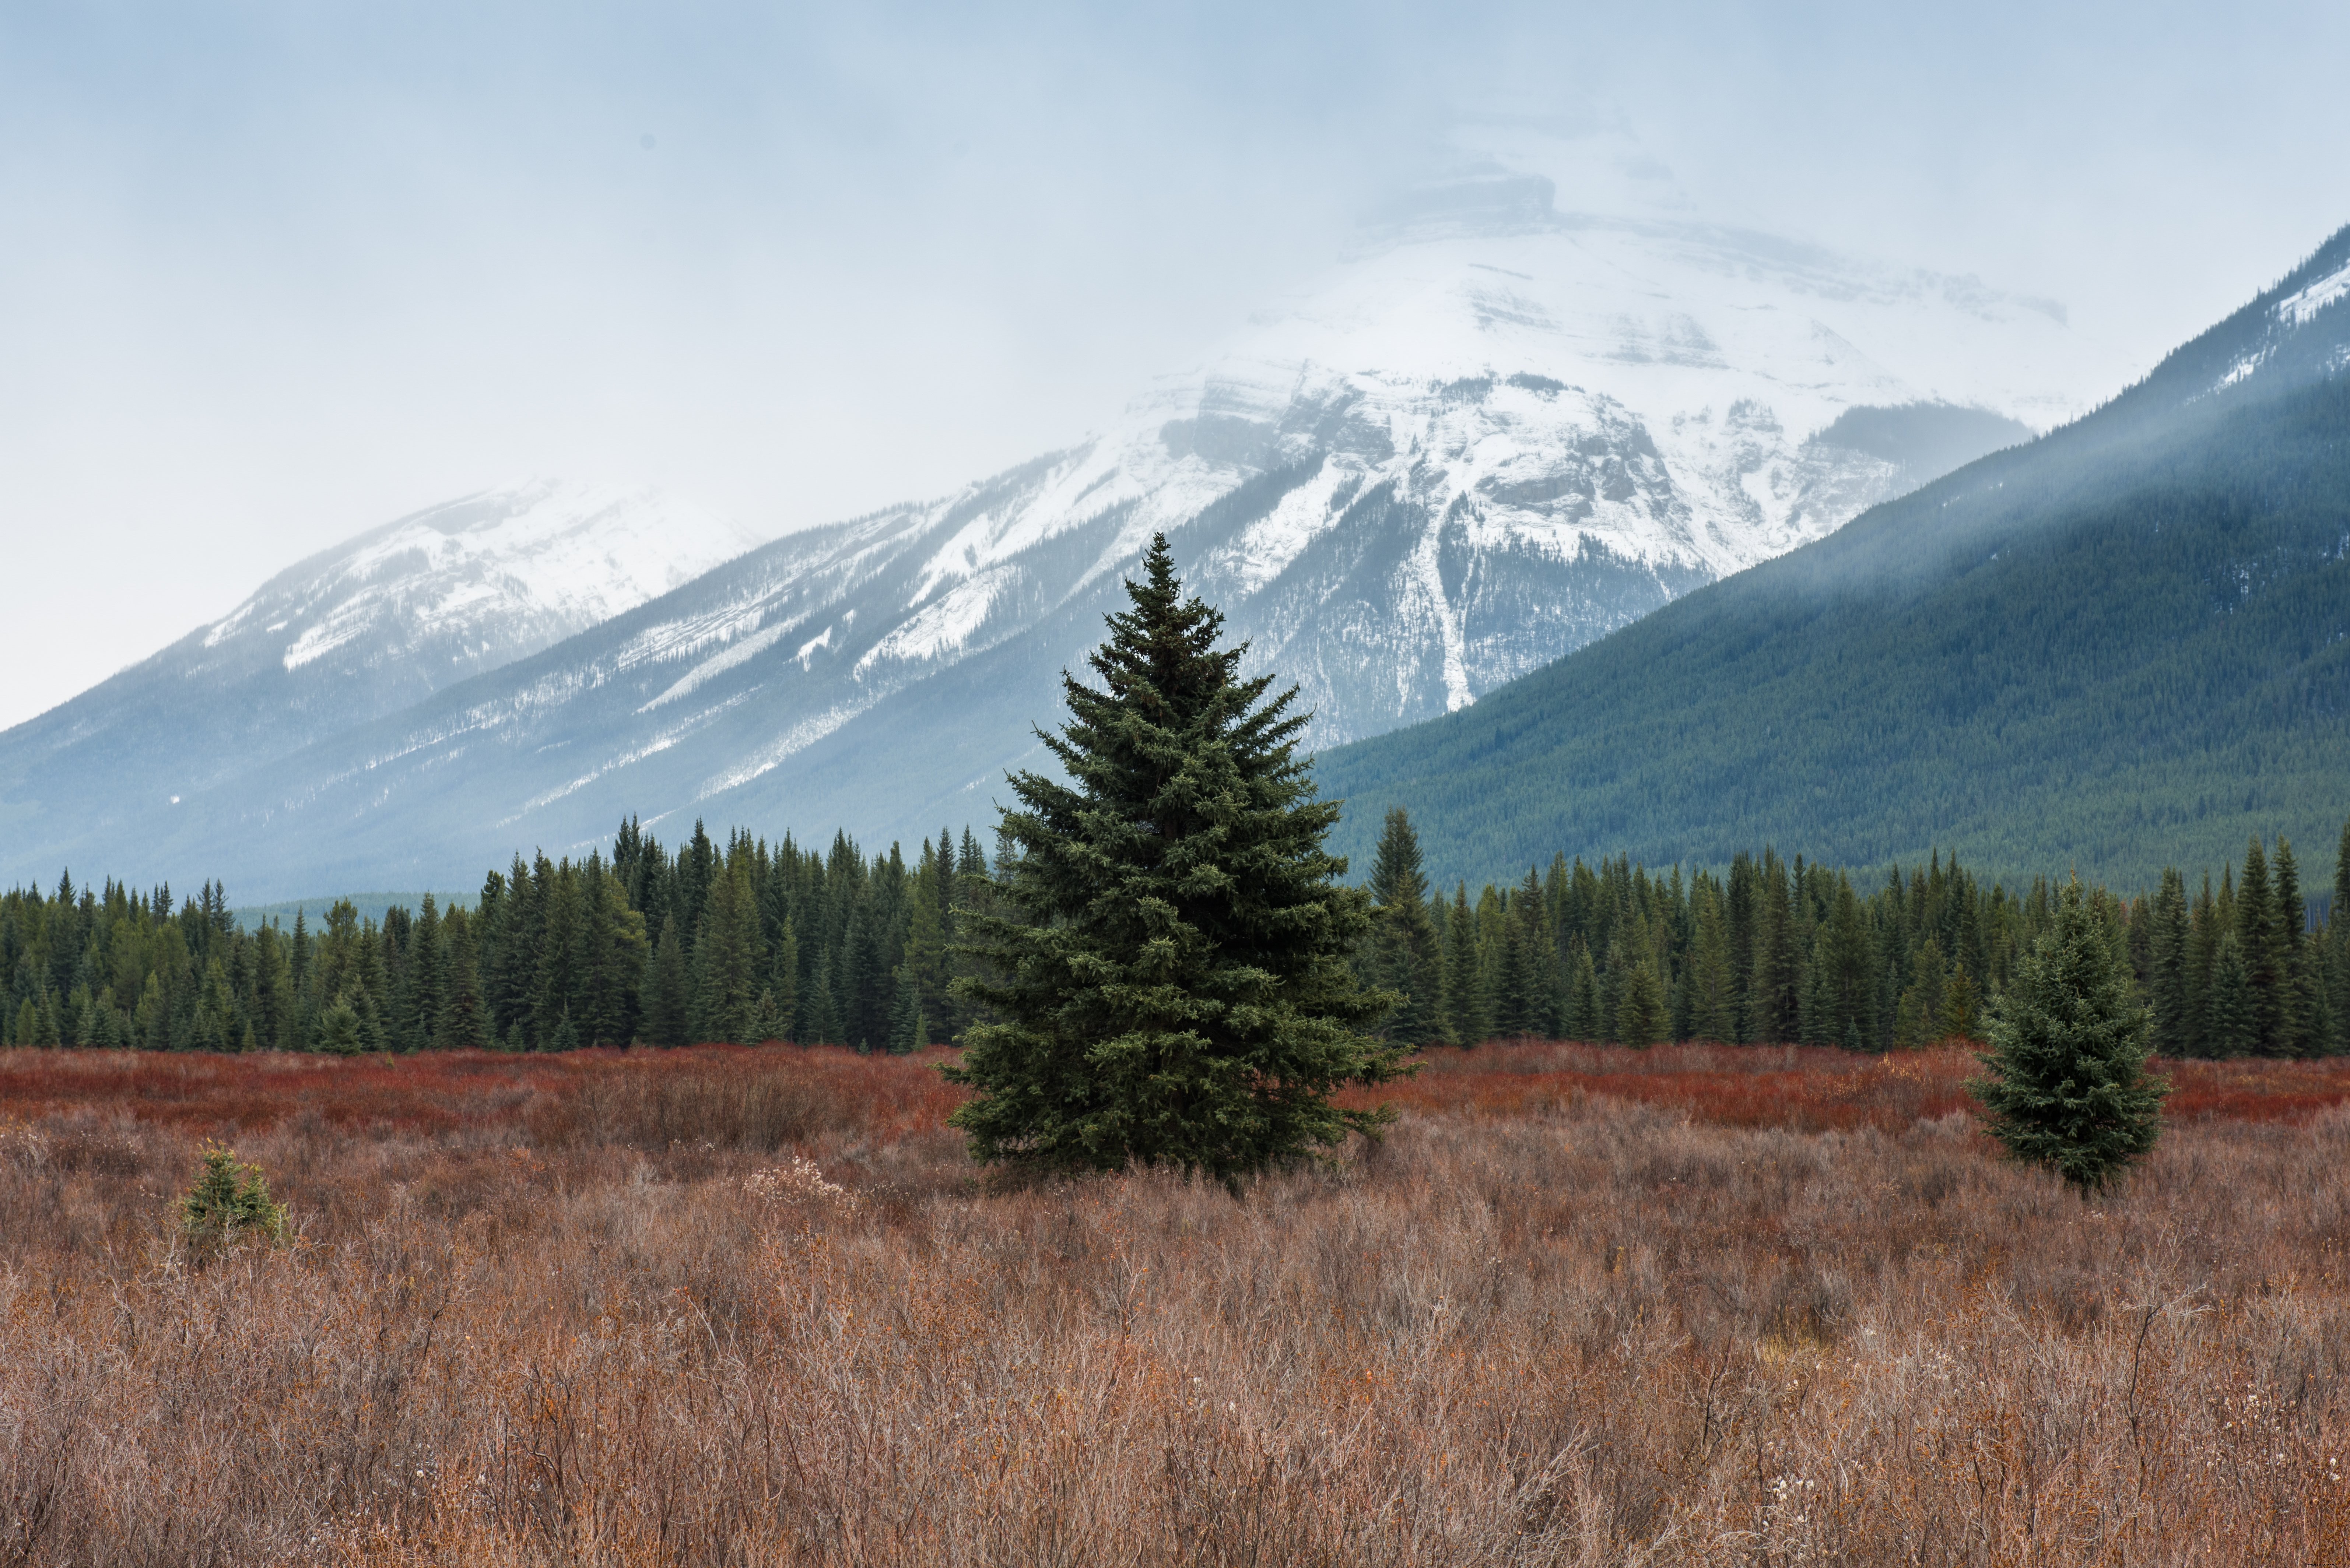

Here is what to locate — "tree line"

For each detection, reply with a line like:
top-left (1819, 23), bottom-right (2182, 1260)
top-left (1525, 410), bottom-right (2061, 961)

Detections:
top-left (0, 820), bottom-right (999, 1054)
top-left (2, 811), bottom-right (2343, 1058)
top-left (1356, 809), bottom-right (2350, 1058)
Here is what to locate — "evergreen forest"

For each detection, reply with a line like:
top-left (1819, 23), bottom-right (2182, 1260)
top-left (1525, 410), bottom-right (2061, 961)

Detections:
top-left (5, 811), bottom-right (2344, 1060)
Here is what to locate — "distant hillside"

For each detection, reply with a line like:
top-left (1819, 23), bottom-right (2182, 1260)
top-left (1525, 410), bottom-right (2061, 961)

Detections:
top-left (1316, 226), bottom-right (2350, 893)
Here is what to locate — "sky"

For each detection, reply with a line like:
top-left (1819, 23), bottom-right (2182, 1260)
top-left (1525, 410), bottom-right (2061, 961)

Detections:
top-left (4, 0), bottom-right (2348, 729)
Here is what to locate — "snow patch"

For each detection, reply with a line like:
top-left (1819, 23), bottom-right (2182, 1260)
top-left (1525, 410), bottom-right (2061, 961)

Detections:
top-left (637, 616), bottom-right (803, 712)
top-left (2277, 259), bottom-right (2350, 327)
top-left (699, 704), bottom-right (864, 797)
top-left (856, 568), bottom-right (1008, 674)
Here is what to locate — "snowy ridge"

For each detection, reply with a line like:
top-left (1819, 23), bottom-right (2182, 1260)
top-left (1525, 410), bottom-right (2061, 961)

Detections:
top-left (200, 479), bottom-right (763, 679)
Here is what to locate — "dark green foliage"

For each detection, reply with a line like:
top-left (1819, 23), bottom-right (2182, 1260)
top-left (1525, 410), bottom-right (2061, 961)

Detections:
top-left (2333, 822), bottom-right (2350, 1057)
top-left (437, 906), bottom-right (488, 1050)
top-left (1364, 809), bottom-right (1445, 1045)
top-left (945, 535), bottom-right (1407, 1185)
top-left (2272, 839), bottom-right (2311, 1057)
top-left (1806, 877), bottom-right (1877, 1050)
top-left (642, 915), bottom-right (688, 1047)
top-left (1972, 880), bottom-right (2168, 1192)
top-left (688, 858), bottom-right (764, 1045)
top-left (886, 966), bottom-right (924, 1054)
top-left (180, 1144), bottom-right (288, 1245)
top-left (7, 801), bottom-right (2336, 1066)
top-left (1439, 883), bottom-right (1486, 1047)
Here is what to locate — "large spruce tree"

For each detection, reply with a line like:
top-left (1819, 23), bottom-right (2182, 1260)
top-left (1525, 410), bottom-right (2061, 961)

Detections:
top-left (946, 535), bottom-right (1406, 1184)
top-left (1971, 878), bottom-right (2168, 1192)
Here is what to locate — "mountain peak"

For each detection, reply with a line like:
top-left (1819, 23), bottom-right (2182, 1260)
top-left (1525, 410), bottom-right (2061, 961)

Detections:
top-left (199, 478), bottom-right (763, 675)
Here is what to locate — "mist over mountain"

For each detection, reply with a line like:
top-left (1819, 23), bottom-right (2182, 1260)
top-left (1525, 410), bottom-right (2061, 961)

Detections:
top-left (0, 151), bottom-right (2132, 901)
top-left (1315, 224), bottom-right (2350, 892)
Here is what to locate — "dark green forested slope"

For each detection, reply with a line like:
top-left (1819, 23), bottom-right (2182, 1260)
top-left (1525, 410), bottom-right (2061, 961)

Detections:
top-left (1317, 236), bottom-right (2350, 894)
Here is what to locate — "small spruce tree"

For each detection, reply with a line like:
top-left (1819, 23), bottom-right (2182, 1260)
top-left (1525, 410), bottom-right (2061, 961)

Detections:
top-left (946, 535), bottom-right (1406, 1185)
top-left (1971, 879), bottom-right (2168, 1192)
top-left (180, 1144), bottom-right (289, 1247)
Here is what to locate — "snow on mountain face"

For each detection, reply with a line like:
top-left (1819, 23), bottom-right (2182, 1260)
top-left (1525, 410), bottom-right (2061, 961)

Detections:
top-left (196, 479), bottom-right (762, 686)
top-left (830, 186), bottom-right (2114, 747)
top-left (0, 480), bottom-right (761, 880)
top-left (2203, 239), bottom-right (2350, 394)
top-left (6, 115), bottom-right (2182, 898)
top-left (63, 166), bottom-right (2144, 899)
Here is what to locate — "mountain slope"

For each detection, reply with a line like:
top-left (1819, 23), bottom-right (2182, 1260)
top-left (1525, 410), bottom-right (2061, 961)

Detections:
top-left (0, 152), bottom-right (2124, 897)
top-left (0, 480), bottom-right (760, 872)
top-left (1313, 226), bottom-right (2350, 892)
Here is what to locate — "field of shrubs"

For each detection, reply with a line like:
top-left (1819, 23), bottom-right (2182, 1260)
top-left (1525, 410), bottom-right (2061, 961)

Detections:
top-left (7, 1042), bottom-right (2350, 1564)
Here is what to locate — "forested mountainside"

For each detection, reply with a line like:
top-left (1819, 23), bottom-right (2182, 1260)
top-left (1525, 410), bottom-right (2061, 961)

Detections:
top-left (1317, 225), bottom-right (2350, 894)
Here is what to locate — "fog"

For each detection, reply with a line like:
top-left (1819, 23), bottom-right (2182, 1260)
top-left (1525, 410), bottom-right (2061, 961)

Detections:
top-left (3, 0), bottom-right (2346, 728)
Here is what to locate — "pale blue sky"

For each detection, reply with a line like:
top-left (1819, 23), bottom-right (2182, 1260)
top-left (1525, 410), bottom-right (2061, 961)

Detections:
top-left (4, 0), bottom-right (2348, 725)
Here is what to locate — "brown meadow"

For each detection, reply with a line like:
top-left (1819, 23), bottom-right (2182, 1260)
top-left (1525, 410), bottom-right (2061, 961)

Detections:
top-left (5, 1043), bottom-right (2350, 1565)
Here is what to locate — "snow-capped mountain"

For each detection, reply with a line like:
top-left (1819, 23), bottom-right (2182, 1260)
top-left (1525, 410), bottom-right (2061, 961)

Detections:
top-left (0, 480), bottom-right (760, 876)
top-left (7, 142), bottom-right (2164, 898)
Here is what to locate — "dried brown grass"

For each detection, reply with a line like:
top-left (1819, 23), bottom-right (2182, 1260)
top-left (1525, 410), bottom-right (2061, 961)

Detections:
top-left (4, 1047), bottom-right (2350, 1564)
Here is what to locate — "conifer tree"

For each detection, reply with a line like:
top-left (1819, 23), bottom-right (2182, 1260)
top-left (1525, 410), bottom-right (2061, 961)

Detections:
top-left (769, 918), bottom-right (799, 1043)
top-left (946, 535), bottom-right (1404, 1185)
top-left (581, 871), bottom-right (648, 1045)
top-left (2205, 929), bottom-right (2255, 1058)
top-left (887, 966), bottom-right (925, 1054)
top-left (1366, 808), bottom-right (1445, 1045)
top-left (841, 899), bottom-right (888, 1051)
top-left (902, 841), bottom-right (956, 1038)
top-left (1439, 882), bottom-right (1487, 1047)
top-left (2336, 816), bottom-right (2350, 1055)
top-left (1894, 937), bottom-right (1949, 1048)
top-left (533, 861), bottom-right (583, 1050)
top-left (642, 914), bottom-right (689, 1047)
top-left (1748, 852), bottom-right (1801, 1044)
top-left (406, 895), bottom-right (444, 1051)
top-left (1805, 876), bottom-right (1877, 1049)
top-left (2147, 868), bottom-right (2191, 1053)
top-left (1614, 948), bottom-right (1668, 1048)
top-left (1971, 878), bottom-right (2167, 1192)
top-left (318, 996), bottom-right (362, 1055)
top-left (807, 950), bottom-right (844, 1045)
top-left (437, 907), bottom-right (489, 1050)
top-left (1563, 940), bottom-right (1600, 1040)
top-left (1510, 867), bottom-right (1558, 1036)
top-left (2237, 837), bottom-right (2280, 1054)
top-left (1686, 884), bottom-right (1735, 1043)
top-left (688, 859), bottom-right (764, 1044)
top-left (2273, 839), bottom-right (2311, 1057)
